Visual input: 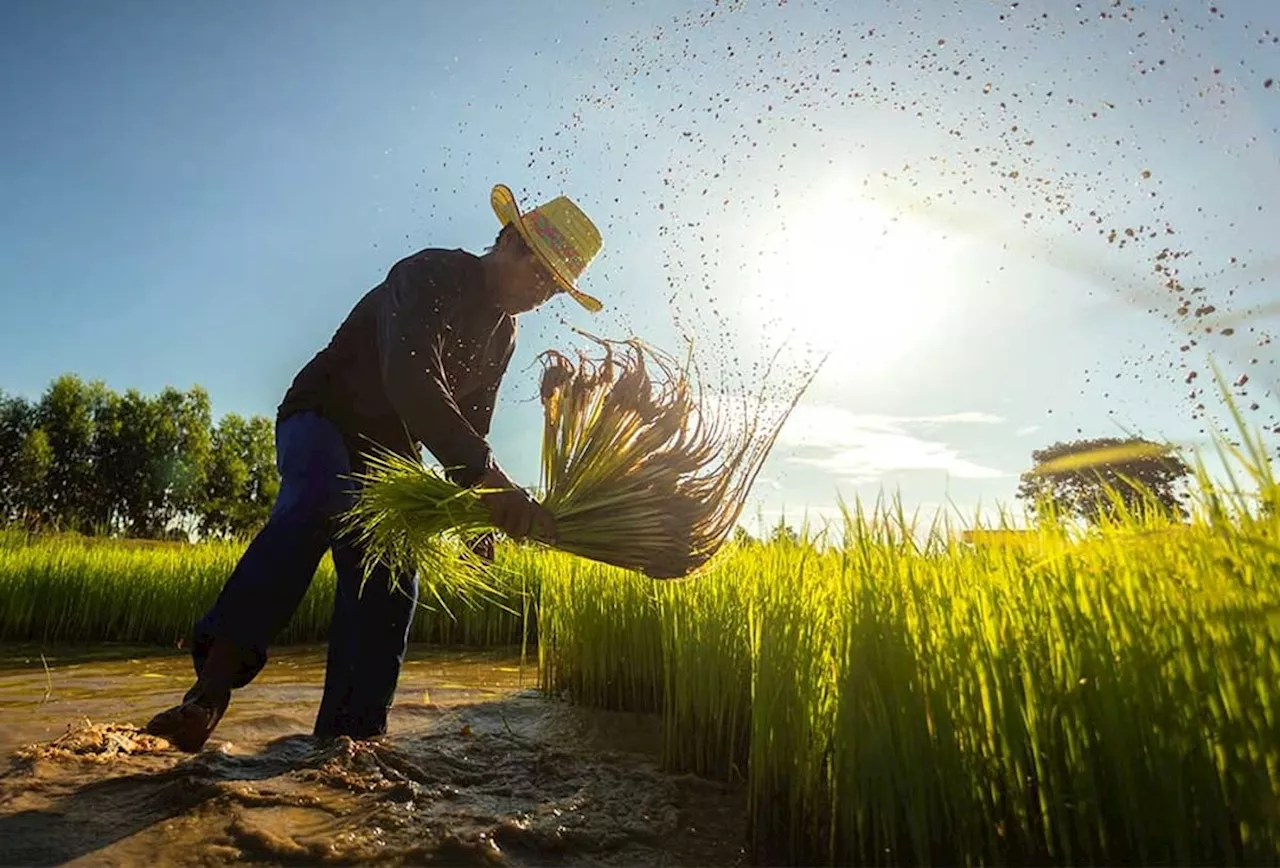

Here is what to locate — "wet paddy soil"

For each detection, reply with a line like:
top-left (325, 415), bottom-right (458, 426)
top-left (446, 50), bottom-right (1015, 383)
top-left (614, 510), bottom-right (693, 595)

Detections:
top-left (0, 645), bottom-right (745, 866)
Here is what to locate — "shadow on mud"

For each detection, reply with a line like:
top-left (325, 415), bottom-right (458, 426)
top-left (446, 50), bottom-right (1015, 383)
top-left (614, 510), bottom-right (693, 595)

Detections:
top-left (0, 693), bottom-right (746, 867)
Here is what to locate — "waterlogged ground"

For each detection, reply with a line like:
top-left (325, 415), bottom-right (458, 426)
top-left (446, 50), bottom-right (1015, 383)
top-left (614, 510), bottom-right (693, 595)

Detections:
top-left (0, 645), bottom-right (745, 866)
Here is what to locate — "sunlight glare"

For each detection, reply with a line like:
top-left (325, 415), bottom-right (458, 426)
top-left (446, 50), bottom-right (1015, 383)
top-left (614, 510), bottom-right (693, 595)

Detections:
top-left (744, 175), bottom-right (967, 373)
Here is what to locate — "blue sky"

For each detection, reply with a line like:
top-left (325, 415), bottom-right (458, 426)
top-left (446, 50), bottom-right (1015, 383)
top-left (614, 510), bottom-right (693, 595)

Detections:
top-left (2, 0), bottom-right (1277, 533)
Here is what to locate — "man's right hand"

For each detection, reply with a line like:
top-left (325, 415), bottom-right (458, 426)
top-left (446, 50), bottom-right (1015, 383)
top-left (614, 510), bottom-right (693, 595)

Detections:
top-left (476, 467), bottom-right (558, 544)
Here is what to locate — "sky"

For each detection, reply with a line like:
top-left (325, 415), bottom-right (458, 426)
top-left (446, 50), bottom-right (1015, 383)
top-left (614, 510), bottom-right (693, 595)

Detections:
top-left (2, 0), bottom-right (1278, 535)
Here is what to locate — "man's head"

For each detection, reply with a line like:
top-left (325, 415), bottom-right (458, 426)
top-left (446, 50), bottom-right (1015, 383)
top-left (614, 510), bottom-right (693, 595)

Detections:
top-left (484, 224), bottom-right (561, 315)
top-left (486, 184), bottom-right (603, 316)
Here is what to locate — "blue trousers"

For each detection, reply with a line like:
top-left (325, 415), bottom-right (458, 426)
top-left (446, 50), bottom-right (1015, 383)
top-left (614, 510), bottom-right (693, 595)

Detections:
top-left (191, 411), bottom-right (419, 739)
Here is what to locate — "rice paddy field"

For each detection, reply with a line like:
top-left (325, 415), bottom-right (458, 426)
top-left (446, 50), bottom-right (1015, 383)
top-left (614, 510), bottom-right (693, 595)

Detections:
top-left (3, 464), bottom-right (1279, 865)
top-left (0, 530), bottom-right (536, 649)
top-left (535, 496), bottom-right (1280, 865)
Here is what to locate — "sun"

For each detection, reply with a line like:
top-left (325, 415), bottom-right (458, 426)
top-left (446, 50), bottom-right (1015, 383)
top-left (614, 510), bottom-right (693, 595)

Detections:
top-left (742, 175), bottom-right (967, 374)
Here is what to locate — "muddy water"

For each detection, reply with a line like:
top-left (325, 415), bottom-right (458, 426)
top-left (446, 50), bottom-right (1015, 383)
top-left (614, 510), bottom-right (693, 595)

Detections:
top-left (0, 645), bottom-right (745, 866)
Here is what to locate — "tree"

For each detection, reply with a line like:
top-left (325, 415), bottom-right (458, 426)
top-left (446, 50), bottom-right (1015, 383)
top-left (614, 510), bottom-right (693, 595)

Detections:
top-left (35, 374), bottom-right (97, 532)
top-left (2, 374), bottom-right (278, 540)
top-left (198, 412), bottom-right (278, 539)
top-left (167, 386), bottom-right (214, 538)
top-left (0, 391), bottom-right (37, 523)
top-left (1016, 436), bottom-right (1192, 525)
top-left (109, 386), bottom-right (214, 539)
top-left (15, 428), bottom-right (54, 530)
top-left (112, 388), bottom-right (160, 536)
top-left (200, 413), bottom-right (252, 539)
top-left (237, 414), bottom-right (279, 535)
top-left (768, 518), bottom-right (800, 545)
top-left (147, 387), bottom-right (188, 536)
top-left (88, 387), bottom-right (127, 534)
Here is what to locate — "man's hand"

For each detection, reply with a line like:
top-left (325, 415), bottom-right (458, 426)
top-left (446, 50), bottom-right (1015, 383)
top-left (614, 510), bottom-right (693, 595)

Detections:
top-left (476, 467), bottom-right (558, 544)
top-left (467, 532), bottom-right (496, 563)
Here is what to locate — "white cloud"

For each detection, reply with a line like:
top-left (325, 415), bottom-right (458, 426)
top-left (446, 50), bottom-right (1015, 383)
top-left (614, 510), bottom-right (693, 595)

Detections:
top-left (776, 405), bottom-right (1004, 447)
top-left (751, 505), bottom-right (849, 524)
top-left (774, 404), bottom-right (1008, 484)
top-left (789, 439), bottom-right (1006, 483)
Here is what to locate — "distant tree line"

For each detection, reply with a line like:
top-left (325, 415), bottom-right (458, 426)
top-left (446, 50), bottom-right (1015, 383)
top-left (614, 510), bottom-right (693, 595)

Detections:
top-left (0, 374), bottom-right (279, 540)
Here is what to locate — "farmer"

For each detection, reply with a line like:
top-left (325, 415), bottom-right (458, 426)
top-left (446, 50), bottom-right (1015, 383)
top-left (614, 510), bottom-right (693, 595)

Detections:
top-left (145, 184), bottom-right (604, 752)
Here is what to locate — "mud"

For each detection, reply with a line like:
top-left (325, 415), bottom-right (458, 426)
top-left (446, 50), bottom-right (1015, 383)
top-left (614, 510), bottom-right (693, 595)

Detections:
top-left (0, 646), bottom-right (745, 867)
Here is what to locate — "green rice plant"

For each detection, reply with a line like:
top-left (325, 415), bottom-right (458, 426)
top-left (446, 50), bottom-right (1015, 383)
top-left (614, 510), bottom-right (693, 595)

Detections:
top-left (533, 430), bottom-right (1280, 864)
top-left (531, 547), bottom-right (665, 712)
top-left (0, 534), bottom-right (538, 649)
top-left (746, 541), bottom-right (844, 864)
top-left (0, 526), bottom-right (29, 551)
top-left (345, 332), bottom-right (821, 582)
top-left (655, 545), bottom-right (757, 779)
top-left (0, 538), bottom-right (254, 646)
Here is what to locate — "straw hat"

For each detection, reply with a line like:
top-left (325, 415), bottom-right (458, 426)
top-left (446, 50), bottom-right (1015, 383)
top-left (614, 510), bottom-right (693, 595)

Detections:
top-left (490, 183), bottom-right (603, 312)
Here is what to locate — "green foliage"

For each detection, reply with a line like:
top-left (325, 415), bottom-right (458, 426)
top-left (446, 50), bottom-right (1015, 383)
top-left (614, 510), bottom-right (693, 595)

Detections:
top-left (1016, 435), bottom-right (1193, 525)
top-left (88, 386), bottom-right (126, 532)
top-left (200, 413), bottom-right (278, 539)
top-left (767, 518), bottom-right (799, 545)
top-left (34, 374), bottom-right (97, 532)
top-left (0, 375), bottom-right (279, 539)
top-left (15, 428), bottom-right (53, 528)
top-left (0, 390), bottom-right (38, 524)
top-left (534, 471), bottom-right (1280, 865)
top-left (0, 533), bottom-right (536, 647)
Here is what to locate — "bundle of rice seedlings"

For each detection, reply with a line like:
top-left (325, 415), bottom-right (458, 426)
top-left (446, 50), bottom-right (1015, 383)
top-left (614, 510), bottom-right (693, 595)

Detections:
top-left (344, 331), bottom-right (822, 584)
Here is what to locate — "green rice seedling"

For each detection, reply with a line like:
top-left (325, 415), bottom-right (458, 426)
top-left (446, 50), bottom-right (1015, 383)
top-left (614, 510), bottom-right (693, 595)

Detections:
top-left (0, 535), bottom-right (538, 649)
top-left (528, 538), bottom-right (760, 773)
top-left (532, 433), bottom-right (1280, 864)
top-left (746, 540), bottom-right (844, 865)
top-left (345, 332), bottom-right (822, 583)
top-left (655, 545), bottom-right (757, 779)
top-left (531, 548), bottom-right (665, 711)
top-left (0, 526), bottom-right (28, 551)
top-left (0, 538), bottom-right (254, 646)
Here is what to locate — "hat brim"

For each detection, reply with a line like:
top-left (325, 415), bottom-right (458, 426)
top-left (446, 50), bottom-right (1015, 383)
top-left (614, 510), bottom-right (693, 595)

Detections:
top-left (491, 184), bottom-right (603, 313)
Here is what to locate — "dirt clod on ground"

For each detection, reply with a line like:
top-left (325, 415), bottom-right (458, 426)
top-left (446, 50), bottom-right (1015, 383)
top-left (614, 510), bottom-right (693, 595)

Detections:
top-left (13, 721), bottom-right (172, 763)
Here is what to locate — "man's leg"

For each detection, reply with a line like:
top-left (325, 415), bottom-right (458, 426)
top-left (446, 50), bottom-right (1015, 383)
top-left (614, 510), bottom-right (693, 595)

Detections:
top-left (146, 411), bottom-right (351, 751)
top-left (314, 530), bottom-right (419, 739)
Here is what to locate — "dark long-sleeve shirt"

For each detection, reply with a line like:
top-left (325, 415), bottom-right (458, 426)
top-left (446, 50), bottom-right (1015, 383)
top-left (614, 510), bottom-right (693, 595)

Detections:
top-left (277, 248), bottom-right (516, 486)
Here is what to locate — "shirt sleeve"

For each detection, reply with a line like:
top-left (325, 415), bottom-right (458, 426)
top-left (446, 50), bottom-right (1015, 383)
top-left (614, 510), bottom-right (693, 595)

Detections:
top-left (459, 325), bottom-right (516, 439)
top-left (375, 256), bottom-right (494, 487)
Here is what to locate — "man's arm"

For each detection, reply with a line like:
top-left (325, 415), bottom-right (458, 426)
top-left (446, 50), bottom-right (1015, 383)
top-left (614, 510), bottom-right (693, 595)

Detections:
top-left (375, 255), bottom-right (556, 544)
top-left (459, 338), bottom-right (515, 440)
top-left (376, 257), bottom-right (493, 487)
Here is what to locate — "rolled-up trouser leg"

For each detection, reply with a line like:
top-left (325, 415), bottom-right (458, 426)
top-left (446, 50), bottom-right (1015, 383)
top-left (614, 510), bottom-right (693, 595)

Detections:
top-left (315, 530), bottom-right (419, 738)
top-left (191, 412), bottom-right (353, 688)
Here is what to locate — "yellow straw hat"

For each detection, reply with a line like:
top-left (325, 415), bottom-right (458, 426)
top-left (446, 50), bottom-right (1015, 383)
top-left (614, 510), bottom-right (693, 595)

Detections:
top-left (490, 183), bottom-right (603, 312)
